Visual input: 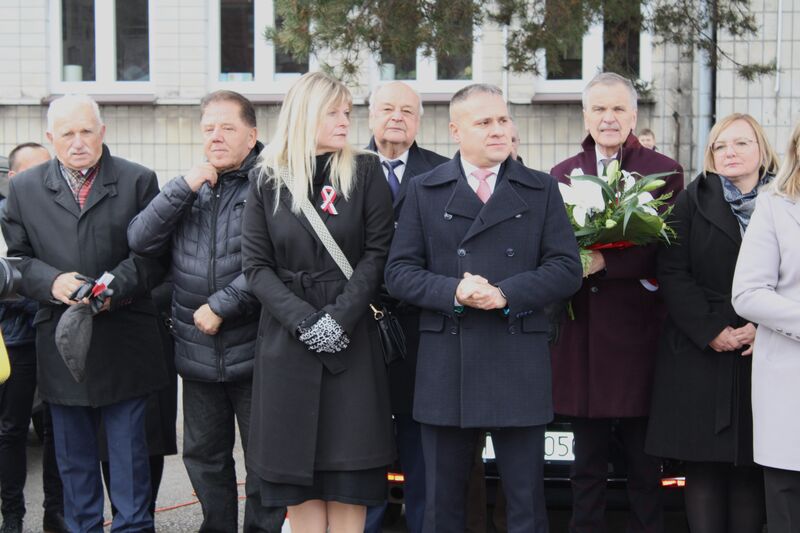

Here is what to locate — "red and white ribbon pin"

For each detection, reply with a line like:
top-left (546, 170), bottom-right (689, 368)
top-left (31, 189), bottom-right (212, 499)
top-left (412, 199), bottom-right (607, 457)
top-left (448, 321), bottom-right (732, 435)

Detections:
top-left (320, 185), bottom-right (338, 215)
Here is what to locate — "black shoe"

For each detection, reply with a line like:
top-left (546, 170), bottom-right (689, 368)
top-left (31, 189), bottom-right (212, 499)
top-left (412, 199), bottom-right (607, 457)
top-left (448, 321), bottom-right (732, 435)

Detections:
top-left (0, 516), bottom-right (23, 533)
top-left (42, 511), bottom-right (68, 533)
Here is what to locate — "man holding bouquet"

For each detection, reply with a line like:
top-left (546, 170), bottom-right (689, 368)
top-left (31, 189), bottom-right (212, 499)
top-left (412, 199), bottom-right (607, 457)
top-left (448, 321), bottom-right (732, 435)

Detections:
top-left (549, 72), bottom-right (684, 533)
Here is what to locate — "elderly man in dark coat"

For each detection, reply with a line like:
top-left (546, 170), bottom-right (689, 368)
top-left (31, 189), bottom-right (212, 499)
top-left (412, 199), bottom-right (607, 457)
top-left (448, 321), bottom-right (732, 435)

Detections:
top-left (1, 95), bottom-right (167, 532)
top-left (385, 84), bottom-right (582, 533)
top-left (364, 81), bottom-right (448, 533)
top-left (549, 72), bottom-right (684, 533)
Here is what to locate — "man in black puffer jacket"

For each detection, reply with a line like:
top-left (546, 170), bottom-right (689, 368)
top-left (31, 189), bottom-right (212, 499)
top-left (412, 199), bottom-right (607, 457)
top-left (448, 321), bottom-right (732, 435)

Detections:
top-left (128, 91), bottom-right (285, 533)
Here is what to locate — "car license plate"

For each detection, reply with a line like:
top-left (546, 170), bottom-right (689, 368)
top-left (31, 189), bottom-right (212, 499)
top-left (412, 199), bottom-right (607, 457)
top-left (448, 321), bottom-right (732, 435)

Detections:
top-left (483, 431), bottom-right (575, 462)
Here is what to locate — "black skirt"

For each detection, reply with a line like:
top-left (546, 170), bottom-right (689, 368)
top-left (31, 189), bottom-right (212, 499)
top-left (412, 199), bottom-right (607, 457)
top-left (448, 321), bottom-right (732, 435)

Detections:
top-left (259, 467), bottom-right (387, 507)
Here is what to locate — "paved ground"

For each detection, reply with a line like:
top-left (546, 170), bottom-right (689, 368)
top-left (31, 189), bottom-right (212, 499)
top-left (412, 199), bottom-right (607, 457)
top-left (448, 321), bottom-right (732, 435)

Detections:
top-left (18, 378), bottom-right (689, 532)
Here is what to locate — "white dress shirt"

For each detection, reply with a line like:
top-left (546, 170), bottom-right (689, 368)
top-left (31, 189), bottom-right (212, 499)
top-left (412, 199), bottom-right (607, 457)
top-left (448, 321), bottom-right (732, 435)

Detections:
top-left (377, 149), bottom-right (410, 182)
top-left (595, 146), bottom-right (619, 177)
top-left (461, 157), bottom-right (501, 194)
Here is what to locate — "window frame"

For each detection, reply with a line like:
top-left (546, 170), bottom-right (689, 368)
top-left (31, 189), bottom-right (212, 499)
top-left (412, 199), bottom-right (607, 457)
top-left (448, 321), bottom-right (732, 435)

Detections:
top-left (207, 0), bottom-right (315, 94)
top-left (367, 27), bottom-right (483, 95)
top-left (49, 0), bottom-right (155, 94)
top-left (534, 21), bottom-right (653, 95)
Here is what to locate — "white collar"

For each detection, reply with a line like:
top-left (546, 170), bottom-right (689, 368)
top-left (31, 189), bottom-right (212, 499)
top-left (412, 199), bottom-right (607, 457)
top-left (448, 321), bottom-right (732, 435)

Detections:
top-left (594, 145), bottom-right (619, 166)
top-left (460, 157), bottom-right (502, 179)
top-left (377, 148), bottom-right (410, 166)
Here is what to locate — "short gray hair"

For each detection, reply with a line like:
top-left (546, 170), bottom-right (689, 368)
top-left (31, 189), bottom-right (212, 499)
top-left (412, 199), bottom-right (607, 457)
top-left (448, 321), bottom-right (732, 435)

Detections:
top-left (368, 82), bottom-right (424, 117)
top-left (47, 94), bottom-right (104, 133)
top-left (582, 72), bottom-right (638, 111)
top-left (450, 84), bottom-right (504, 117)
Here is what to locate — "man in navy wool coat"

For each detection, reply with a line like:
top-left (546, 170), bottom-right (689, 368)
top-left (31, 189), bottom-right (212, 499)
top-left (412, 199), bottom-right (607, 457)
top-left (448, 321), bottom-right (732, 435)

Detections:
top-left (385, 83), bottom-right (583, 533)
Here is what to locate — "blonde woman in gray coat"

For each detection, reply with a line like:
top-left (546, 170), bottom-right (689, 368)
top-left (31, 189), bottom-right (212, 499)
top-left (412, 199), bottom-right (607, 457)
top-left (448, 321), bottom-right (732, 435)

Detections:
top-left (732, 121), bottom-right (800, 533)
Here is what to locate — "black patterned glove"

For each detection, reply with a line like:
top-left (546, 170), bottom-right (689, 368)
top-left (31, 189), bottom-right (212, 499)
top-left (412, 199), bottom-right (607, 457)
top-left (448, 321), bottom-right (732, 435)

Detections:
top-left (297, 311), bottom-right (350, 353)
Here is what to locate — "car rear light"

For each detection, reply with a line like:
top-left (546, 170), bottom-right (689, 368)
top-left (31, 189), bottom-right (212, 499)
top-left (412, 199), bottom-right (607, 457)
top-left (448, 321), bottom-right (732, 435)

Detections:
top-left (661, 477), bottom-right (686, 488)
top-left (387, 472), bottom-right (405, 483)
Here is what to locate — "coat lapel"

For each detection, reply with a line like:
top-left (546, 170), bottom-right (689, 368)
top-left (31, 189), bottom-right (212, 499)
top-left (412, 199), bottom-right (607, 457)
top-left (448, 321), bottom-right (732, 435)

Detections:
top-left (80, 147), bottom-right (118, 218)
top-left (279, 193), bottom-right (319, 244)
top-left (785, 195), bottom-right (800, 227)
top-left (435, 160), bottom-right (483, 222)
top-left (695, 173), bottom-right (742, 246)
top-left (43, 159), bottom-right (81, 219)
top-left (462, 160), bottom-right (535, 243)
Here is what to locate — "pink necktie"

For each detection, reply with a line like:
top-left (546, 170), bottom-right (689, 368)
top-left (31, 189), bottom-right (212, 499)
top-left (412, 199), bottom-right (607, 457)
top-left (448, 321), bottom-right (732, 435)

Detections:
top-left (472, 168), bottom-right (493, 203)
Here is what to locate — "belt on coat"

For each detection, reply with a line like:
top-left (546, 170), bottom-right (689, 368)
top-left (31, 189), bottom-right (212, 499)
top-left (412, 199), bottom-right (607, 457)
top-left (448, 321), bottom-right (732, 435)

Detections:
top-left (276, 267), bottom-right (347, 375)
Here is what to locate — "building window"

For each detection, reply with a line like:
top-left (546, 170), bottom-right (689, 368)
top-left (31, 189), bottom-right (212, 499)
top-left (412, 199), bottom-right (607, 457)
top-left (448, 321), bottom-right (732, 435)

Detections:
top-left (274, 16), bottom-right (309, 76)
top-left (208, 1), bottom-right (311, 92)
top-left (52, 0), bottom-right (153, 92)
top-left (536, 1), bottom-right (651, 95)
top-left (220, 0), bottom-right (254, 82)
top-left (116, 0), bottom-right (150, 82)
top-left (61, 0), bottom-right (95, 81)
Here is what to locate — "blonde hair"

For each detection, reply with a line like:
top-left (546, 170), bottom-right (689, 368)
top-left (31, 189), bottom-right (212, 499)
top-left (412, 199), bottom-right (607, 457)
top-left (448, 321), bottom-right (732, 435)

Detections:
top-left (703, 113), bottom-right (779, 178)
top-left (772, 120), bottom-right (800, 199)
top-left (258, 72), bottom-right (361, 213)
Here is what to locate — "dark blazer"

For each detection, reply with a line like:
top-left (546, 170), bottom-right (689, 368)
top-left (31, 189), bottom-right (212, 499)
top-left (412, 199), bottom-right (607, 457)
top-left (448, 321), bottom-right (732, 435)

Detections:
top-left (367, 138), bottom-right (449, 414)
top-left (646, 172), bottom-right (755, 464)
top-left (385, 155), bottom-right (582, 428)
top-left (241, 153), bottom-right (396, 486)
top-left (1, 146), bottom-right (168, 407)
top-left (549, 133), bottom-right (684, 418)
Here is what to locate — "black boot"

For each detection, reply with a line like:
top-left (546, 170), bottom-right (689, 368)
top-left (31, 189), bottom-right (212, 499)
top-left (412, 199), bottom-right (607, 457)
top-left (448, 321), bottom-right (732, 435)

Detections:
top-left (0, 515), bottom-right (23, 533)
top-left (42, 511), bottom-right (68, 533)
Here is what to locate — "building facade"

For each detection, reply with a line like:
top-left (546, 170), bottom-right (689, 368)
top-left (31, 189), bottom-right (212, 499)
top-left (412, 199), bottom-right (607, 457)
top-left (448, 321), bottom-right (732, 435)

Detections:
top-left (0, 0), bottom-right (797, 183)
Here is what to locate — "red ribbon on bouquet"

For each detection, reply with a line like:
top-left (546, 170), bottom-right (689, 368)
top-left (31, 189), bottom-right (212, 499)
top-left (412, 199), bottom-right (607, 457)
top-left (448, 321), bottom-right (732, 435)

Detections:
top-left (587, 240), bottom-right (635, 251)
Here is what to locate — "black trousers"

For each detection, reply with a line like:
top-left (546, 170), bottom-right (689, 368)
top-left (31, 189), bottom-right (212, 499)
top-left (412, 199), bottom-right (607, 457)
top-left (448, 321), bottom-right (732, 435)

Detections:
top-left (182, 379), bottom-right (285, 533)
top-left (763, 466), bottom-right (800, 533)
top-left (0, 344), bottom-right (63, 521)
top-left (420, 423), bottom-right (548, 533)
top-left (568, 417), bottom-right (662, 533)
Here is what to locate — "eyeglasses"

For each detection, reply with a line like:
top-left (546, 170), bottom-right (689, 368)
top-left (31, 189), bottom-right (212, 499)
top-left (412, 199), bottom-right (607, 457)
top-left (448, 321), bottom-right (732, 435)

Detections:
top-left (711, 138), bottom-right (757, 155)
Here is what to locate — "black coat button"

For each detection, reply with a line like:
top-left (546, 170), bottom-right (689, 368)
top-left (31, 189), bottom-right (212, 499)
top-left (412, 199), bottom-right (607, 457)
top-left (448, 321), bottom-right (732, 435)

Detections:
top-left (450, 327), bottom-right (458, 335)
top-left (444, 213), bottom-right (453, 220)
top-left (508, 326), bottom-right (517, 334)
top-left (506, 248), bottom-right (515, 257)
top-left (457, 248), bottom-right (466, 257)
top-left (590, 286), bottom-right (599, 293)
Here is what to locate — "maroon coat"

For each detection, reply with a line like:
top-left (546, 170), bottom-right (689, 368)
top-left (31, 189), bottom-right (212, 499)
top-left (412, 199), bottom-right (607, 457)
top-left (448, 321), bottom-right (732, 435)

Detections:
top-left (549, 133), bottom-right (684, 417)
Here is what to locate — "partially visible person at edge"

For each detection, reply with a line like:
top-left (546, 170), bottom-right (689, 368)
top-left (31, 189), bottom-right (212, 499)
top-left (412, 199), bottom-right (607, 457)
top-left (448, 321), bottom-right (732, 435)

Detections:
top-left (128, 90), bottom-right (285, 532)
top-left (241, 71), bottom-right (395, 532)
top-left (0, 143), bottom-right (67, 533)
top-left (732, 120), bottom-right (800, 533)
top-left (647, 113), bottom-right (778, 533)
top-left (385, 83), bottom-right (582, 533)
top-left (363, 81), bottom-right (448, 533)
top-left (1, 94), bottom-right (168, 532)
top-left (638, 128), bottom-right (657, 150)
top-left (549, 72), bottom-right (684, 533)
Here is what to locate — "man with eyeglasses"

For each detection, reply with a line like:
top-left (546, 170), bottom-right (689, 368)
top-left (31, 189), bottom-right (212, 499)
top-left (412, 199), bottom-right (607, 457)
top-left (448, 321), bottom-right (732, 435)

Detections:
top-left (549, 72), bottom-right (684, 533)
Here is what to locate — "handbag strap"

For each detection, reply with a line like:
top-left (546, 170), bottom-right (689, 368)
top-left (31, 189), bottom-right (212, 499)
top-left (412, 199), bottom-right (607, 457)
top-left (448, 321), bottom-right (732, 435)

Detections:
top-left (279, 168), bottom-right (354, 280)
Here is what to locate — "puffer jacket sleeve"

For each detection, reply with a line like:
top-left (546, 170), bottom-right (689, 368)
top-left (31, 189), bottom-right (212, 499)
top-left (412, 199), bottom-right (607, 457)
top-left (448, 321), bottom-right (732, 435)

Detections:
top-left (207, 272), bottom-right (259, 320)
top-left (128, 175), bottom-right (197, 256)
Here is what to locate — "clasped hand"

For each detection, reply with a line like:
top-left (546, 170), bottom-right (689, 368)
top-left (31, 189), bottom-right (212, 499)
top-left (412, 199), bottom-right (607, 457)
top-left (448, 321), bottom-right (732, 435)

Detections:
top-left (455, 272), bottom-right (507, 310)
top-left (709, 323), bottom-right (757, 356)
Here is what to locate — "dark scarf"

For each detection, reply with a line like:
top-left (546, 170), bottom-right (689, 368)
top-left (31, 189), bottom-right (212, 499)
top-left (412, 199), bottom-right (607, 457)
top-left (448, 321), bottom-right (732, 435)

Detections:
top-left (719, 172), bottom-right (774, 232)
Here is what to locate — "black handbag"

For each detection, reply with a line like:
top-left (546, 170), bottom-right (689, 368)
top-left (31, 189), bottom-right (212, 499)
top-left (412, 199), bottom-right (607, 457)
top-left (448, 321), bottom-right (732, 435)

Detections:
top-left (288, 176), bottom-right (407, 365)
top-left (369, 303), bottom-right (407, 365)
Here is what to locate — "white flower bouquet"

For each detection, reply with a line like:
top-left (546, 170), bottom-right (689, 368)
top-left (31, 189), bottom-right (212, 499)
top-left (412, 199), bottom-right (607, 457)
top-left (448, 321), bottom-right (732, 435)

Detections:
top-left (558, 160), bottom-right (675, 275)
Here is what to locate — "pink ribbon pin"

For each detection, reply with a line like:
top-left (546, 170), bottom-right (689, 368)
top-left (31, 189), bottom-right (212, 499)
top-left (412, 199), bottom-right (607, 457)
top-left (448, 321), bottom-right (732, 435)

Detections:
top-left (320, 186), bottom-right (338, 215)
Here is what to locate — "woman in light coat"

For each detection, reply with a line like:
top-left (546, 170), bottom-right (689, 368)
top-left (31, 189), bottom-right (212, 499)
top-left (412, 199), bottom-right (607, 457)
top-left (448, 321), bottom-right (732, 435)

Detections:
top-left (732, 120), bottom-right (800, 533)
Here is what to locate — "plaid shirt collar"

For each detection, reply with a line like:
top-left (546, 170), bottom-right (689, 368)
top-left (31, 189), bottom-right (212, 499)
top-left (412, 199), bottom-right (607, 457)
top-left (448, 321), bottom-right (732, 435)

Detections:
top-left (58, 161), bottom-right (100, 207)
